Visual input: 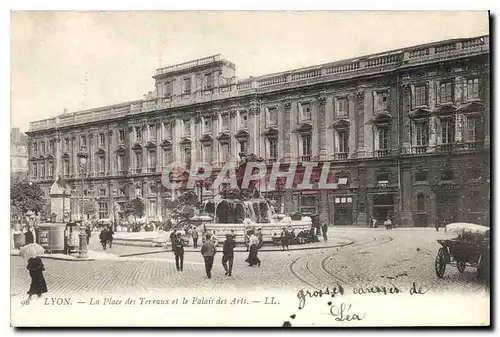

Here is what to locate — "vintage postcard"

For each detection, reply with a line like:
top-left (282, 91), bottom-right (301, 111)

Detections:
top-left (10, 10), bottom-right (490, 327)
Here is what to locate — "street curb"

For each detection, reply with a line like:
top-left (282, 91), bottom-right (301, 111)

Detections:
top-left (10, 252), bottom-right (96, 262)
top-left (118, 239), bottom-right (354, 257)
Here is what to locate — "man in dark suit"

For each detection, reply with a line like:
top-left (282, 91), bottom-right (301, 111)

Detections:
top-left (222, 234), bottom-right (236, 276)
top-left (201, 234), bottom-right (217, 278)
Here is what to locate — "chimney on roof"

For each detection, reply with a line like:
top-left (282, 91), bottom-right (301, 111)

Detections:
top-left (63, 108), bottom-right (68, 114)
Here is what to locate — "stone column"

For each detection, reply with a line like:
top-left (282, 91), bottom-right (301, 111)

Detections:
top-left (156, 123), bottom-right (162, 173)
top-left (318, 95), bottom-right (327, 160)
top-left (348, 94), bottom-right (356, 159)
top-left (190, 117), bottom-right (197, 165)
top-left (230, 110), bottom-right (238, 164)
top-left (72, 136), bottom-right (78, 177)
top-left (428, 116), bottom-right (437, 153)
top-left (319, 189), bottom-right (329, 224)
top-left (174, 120), bottom-right (182, 163)
top-left (357, 91), bottom-right (367, 158)
top-left (400, 164), bottom-right (413, 227)
top-left (290, 101), bottom-right (298, 161)
top-left (311, 100), bottom-right (319, 159)
top-left (89, 133), bottom-right (95, 176)
top-left (108, 129), bottom-right (113, 175)
top-left (55, 132), bottom-right (61, 176)
top-left (283, 102), bottom-right (292, 162)
top-left (455, 114), bottom-right (464, 143)
top-left (356, 167), bottom-right (368, 226)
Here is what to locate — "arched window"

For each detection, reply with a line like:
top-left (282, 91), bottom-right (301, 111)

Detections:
top-left (417, 194), bottom-right (426, 212)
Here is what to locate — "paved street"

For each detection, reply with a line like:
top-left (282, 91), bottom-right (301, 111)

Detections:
top-left (11, 228), bottom-right (489, 301)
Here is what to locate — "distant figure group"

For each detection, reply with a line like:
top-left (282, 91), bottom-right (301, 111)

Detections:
top-left (99, 226), bottom-right (115, 250)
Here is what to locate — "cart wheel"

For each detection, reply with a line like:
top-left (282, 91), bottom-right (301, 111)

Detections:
top-left (457, 262), bottom-right (466, 273)
top-left (435, 247), bottom-right (447, 278)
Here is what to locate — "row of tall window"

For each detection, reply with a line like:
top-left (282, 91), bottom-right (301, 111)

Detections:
top-left (413, 116), bottom-right (481, 148)
top-left (412, 77), bottom-right (481, 108)
top-left (158, 72), bottom-right (215, 98)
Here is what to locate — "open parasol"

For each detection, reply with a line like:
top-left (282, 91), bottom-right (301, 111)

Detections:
top-left (445, 223), bottom-right (490, 236)
top-left (19, 243), bottom-right (45, 260)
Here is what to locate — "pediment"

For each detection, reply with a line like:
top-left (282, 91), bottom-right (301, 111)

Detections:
top-left (235, 129), bottom-right (250, 141)
top-left (160, 139), bottom-right (172, 149)
top-left (180, 137), bottom-right (192, 145)
top-left (408, 108), bottom-right (432, 119)
top-left (200, 134), bottom-right (214, 144)
top-left (145, 141), bottom-right (156, 149)
top-left (295, 122), bottom-right (313, 134)
top-left (368, 112), bottom-right (393, 125)
top-left (433, 103), bottom-right (456, 116)
top-left (217, 132), bottom-right (231, 142)
top-left (262, 127), bottom-right (279, 137)
top-left (329, 119), bottom-right (350, 130)
top-left (457, 100), bottom-right (484, 114)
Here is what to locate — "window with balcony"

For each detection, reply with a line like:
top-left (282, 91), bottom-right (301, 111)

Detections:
top-left (239, 141), bottom-right (248, 154)
top-left (441, 118), bottom-right (455, 144)
top-left (465, 78), bottom-right (480, 100)
top-left (466, 117), bottom-right (480, 143)
top-left (267, 107), bottom-right (277, 126)
top-left (62, 160), bottom-right (70, 178)
top-left (40, 141), bottom-right (45, 155)
top-left (48, 161), bottom-right (54, 178)
top-left (164, 81), bottom-right (173, 97)
top-left (40, 162), bottom-right (45, 178)
top-left (203, 144), bottom-right (212, 163)
top-left (414, 122), bottom-right (429, 153)
top-left (183, 147), bottom-right (191, 166)
top-left (417, 194), bottom-right (426, 212)
top-left (162, 122), bottom-right (172, 139)
top-left (439, 80), bottom-right (454, 104)
top-left (204, 73), bottom-right (214, 89)
top-left (118, 130), bottom-right (125, 144)
top-left (300, 102), bottom-right (312, 121)
top-left (220, 143), bottom-right (230, 164)
top-left (117, 155), bottom-right (125, 175)
top-left (148, 125), bottom-right (156, 141)
top-left (32, 163), bottom-right (37, 178)
top-left (377, 173), bottom-right (390, 185)
top-left (375, 91), bottom-right (389, 112)
top-left (221, 114), bottom-right (230, 131)
top-left (300, 134), bottom-right (312, 162)
top-left (135, 153), bottom-right (142, 173)
top-left (338, 130), bottom-right (349, 158)
top-left (49, 140), bottom-right (55, 154)
top-left (135, 127), bottom-right (142, 143)
top-left (336, 97), bottom-right (349, 118)
top-left (98, 202), bottom-right (109, 219)
top-left (64, 138), bottom-right (69, 152)
top-left (149, 200), bottom-right (157, 215)
top-left (184, 120), bottom-right (191, 137)
top-left (99, 133), bottom-right (105, 148)
top-left (376, 126), bottom-right (389, 152)
top-left (441, 169), bottom-right (454, 181)
top-left (80, 135), bottom-right (87, 149)
top-left (268, 138), bottom-right (278, 162)
top-left (33, 143), bottom-right (38, 157)
top-left (147, 151), bottom-right (156, 172)
top-left (412, 84), bottom-right (428, 108)
top-left (240, 111), bottom-right (248, 129)
top-left (97, 156), bottom-right (105, 176)
top-left (204, 118), bottom-right (212, 134)
top-left (415, 171), bottom-right (428, 182)
top-left (183, 77), bottom-right (192, 94)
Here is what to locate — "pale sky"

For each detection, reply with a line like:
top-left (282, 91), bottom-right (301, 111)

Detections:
top-left (10, 11), bottom-right (489, 132)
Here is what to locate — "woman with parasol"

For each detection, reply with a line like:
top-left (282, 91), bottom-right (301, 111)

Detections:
top-left (20, 243), bottom-right (47, 301)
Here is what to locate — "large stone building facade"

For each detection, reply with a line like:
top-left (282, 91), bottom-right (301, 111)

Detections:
top-left (11, 127), bottom-right (29, 181)
top-left (26, 35), bottom-right (490, 227)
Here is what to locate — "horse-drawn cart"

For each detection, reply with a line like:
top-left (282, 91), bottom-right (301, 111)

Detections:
top-left (435, 223), bottom-right (490, 280)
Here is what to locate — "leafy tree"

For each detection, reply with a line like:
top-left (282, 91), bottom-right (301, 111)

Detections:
top-left (11, 181), bottom-right (45, 216)
top-left (124, 197), bottom-right (145, 224)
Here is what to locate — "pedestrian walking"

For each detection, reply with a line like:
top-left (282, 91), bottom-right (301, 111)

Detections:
top-left (201, 234), bottom-right (217, 278)
top-left (192, 226), bottom-right (199, 249)
top-left (170, 230), bottom-right (178, 251)
top-left (371, 217), bottom-right (378, 228)
top-left (24, 225), bottom-right (34, 245)
top-left (26, 256), bottom-right (47, 301)
top-left (245, 232), bottom-right (261, 267)
top-left (280, 227), bottom-right (290, 251)
top-left (256, 228), bottom-right (264, 249)
top-left (85, 226), bottom-right (91, 245)
top-left (211, 231), bottom-right (219, 247)
top-left (174, 232), bottom-right (185, 271)
top-left (107, 226), bottom-right (114, 248)
top-left (222, 233), bottom-right (236, 276)
top-left (321, 222), bottom-right (328, 242)
top-left (99, 227), bottom-right (108, 250)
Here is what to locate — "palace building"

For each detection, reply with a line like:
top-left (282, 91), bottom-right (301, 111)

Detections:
top-left (26, 35), bottom-right (490, 227)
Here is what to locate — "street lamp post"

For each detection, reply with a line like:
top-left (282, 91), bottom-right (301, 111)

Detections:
top-left (112, 189), bottom-right (117, 231)
top-left (78, 157), bottom-right (88, 259)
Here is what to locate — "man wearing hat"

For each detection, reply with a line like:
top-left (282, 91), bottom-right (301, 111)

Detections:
top-left (222, 233), bottom-right (236, 276)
